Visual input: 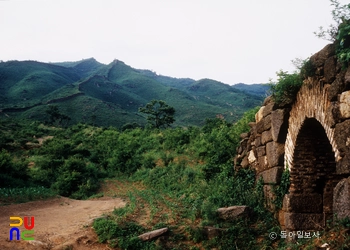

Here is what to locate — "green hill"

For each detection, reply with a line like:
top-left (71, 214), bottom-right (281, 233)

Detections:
top-left (0, 59), bottom-right (265, 127)
top-left (233, 82), bottom-right (269, 97)
top-left (53, 58), bottom-right (104, 78)
top-left (0, 60), bottom-right (80, 108)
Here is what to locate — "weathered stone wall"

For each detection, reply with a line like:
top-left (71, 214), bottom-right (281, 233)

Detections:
top-left (235, 43), bottom-right (350, 230)
top-left (235, 95), bottom-right (290, 210)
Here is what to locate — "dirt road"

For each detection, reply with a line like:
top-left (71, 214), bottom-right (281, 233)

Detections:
top-left (0, 196), bottom-right (126, 250)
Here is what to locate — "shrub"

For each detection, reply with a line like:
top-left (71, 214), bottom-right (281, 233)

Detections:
top-left (0, 149), bottom-right (29, 187)
top-left (293, 58), bottom-right (316, 79)
top-left (336, 19), bottom-right (350, 67)
top-left (93, 218), bottom-right (121, 243)
top-left (273, 168), bottom-right (290, 209)
top-left (314, 0), bottom-right (350, 67)
top-left (52, 157), bottom-right (100, 198)
top-left (0, 186), bottom-right (56, 204)
top-left (39, 139), bottom-right (74, 159)
top-left (269, 71), bottom-right (303, 106)
top-left (93, 218), bottom-right (153, 249)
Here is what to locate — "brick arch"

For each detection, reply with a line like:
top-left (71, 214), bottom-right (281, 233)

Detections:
top-left (291, 117), bottom-right (336, 196)
top-left (285, 78), bottom-right (340, 170)
top-left (285, 117), bottom-right (337, 230)
top-left (282, 78), bottom-right (341, 230)
top-left (234, 43), bottom-right (350, 230)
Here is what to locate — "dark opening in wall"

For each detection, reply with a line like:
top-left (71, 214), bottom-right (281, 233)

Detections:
top-left (285, 118), bottom-right (337, 230)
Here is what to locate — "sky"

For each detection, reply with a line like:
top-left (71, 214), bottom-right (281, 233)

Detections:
top-left (0, 0), bottom-right (346, 84)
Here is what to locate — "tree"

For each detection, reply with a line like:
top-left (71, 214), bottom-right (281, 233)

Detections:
top-left (138, 100), bottom-right (175, 128)
top-left (314, 0), bottom-right (350, 66)
top-left (314, 0), bottom-right (350, 41)
top-left (46, 105), bottom-right (71, 127)
top-left (314, 0), bottom-right (350, 42)
top-left (0, 149), bottom-right (28, 187)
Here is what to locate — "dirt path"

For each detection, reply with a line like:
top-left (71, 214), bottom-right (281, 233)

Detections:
top-left (0, 196), bottom-right (126, 250)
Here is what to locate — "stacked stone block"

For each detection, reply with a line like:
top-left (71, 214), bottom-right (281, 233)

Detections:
top-left (235, 96), bottom-right (290, 211)
top-left (235, 42), bottom-right (350, 231)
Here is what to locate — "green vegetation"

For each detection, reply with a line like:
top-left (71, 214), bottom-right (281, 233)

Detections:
top-left (328, 0), bottom-right (350, 68)
top-left (0, 59), bottom-right (264, 128)
top-left (0, 60), bottom-right (80, 108)
top-left (336, 18), bottom-right (350, 67)
top-left (315, 0), bottom-right (350, 67)
top-left (233, 83), bottom-right (269, 97)
top-left (1, 102), bottom-right (349, 248)
top-left (93, 218), bottom-right (152, 249)
top-left (0, 186), bottom-right (56, 205)
top-left (0, 108), bottom-right (283, 249)
top-left (314, 0), bottom-right (350, 41)
top-left (45, 105), bottom-right (71, 127)
top-left (269, 56), bottom-right (316, 106)
top-left (273, 168), bottom-right (290, 210)
top-left (291, 57), bottom-right (316, 79)
top-left (2, 3), bottom-right (350, 246)
top-left (270, 0), bottom-right (350, 107)
top-left (139, 100), bottom-right (175, 128)
top-left (0, 149), bottom-right (29, 187)
top-left (269, 71), bottom-right (303, 106)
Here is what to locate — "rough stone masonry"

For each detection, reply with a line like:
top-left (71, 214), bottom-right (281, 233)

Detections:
top-left (235, 43), bottom-right (350, 231)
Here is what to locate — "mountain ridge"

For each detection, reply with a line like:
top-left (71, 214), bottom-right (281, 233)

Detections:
top-left (0, 59), bottom-right (268, 127)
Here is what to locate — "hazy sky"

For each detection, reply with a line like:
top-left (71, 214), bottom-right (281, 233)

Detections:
top-left (0, 0), bottom-right (345, 84)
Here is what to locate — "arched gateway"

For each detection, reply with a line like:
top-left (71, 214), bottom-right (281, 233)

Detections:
top-left (235, 44), bottom-right (350, 231)
top-left (283, 77), bottom-right (342, 230)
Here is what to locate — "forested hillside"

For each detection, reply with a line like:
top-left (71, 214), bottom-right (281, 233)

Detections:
top-left (0, 59), bottom-right (267, 127)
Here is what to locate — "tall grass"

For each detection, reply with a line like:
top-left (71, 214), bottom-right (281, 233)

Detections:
top-left (0, 186), bottom-right (57, 205)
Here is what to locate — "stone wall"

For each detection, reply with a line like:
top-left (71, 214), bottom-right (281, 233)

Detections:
top-left (235, 43), bottom-right (350, 230)
top-left (235, 95), bottom-right (290, 211)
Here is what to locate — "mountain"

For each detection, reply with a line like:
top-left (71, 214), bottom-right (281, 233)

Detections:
top-left (233, 83), bottom-right (269, 97)
top-left (0, 60), bottom-right (80, 107)
top-left (0, 59), bottom-right (266, 127)
top-left (53, 58), bottom-right (105, 78)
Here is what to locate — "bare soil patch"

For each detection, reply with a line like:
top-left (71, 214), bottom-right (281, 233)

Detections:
top-left (0, 196), bottom-right (125, 250)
